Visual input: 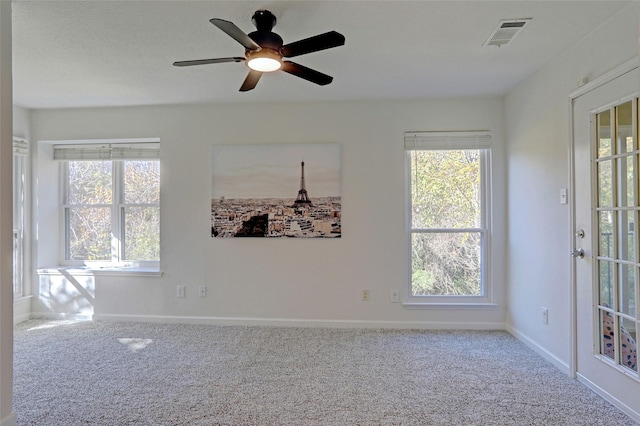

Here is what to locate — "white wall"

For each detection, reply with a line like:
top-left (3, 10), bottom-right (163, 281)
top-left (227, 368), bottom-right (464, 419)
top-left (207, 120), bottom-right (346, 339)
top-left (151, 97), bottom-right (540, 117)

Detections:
top-left (30, 98), bottom-right (507, 328)
top-left (13, 106), bottom-right (29, 140)
top-left (505, 3), bottom-right (639, 370)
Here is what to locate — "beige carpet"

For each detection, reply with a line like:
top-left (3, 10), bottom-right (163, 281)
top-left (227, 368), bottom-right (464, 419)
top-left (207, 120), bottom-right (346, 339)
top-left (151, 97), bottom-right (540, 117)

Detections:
top-left (12, 320), bottom-right (638, 425)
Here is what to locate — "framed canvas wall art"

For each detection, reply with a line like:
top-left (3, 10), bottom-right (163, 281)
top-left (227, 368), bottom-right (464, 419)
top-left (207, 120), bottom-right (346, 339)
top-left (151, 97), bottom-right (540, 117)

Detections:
top-left (211, 143), bottom-right (341, 238)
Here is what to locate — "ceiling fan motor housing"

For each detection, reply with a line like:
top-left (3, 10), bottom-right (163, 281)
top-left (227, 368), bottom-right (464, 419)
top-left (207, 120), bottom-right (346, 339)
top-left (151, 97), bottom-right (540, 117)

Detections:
top-left (251, 10), bottom-right (277, 32)
top-left (248, 30), bottom-right (283, 54)
top-left (248, 10), bottom-right (283, 56)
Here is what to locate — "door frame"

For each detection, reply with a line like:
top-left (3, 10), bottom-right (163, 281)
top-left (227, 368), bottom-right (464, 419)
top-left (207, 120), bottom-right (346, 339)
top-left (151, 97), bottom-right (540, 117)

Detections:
top-left (568, 56), bottom-right (639, 378)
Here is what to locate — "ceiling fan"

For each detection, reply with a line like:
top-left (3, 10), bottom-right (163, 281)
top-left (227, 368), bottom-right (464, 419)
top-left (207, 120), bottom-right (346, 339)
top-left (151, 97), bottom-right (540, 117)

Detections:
top-left (173, 10), bottom-right (346, 92)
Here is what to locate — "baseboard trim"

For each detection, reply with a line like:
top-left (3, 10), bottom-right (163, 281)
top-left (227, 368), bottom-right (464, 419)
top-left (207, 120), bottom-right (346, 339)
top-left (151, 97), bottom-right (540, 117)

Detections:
top-left (0, 412), bottom-right (17, 426)
top-left (13, 296), bottom-right (32, 324)
top-left (505, 324), bottom-right (570, 374)
top-left (93, 314), bottom-right (505, 330)
top-left (577, 373), bottom-right (640, 423)
top-left (13, 312), bottom-right (31, 325)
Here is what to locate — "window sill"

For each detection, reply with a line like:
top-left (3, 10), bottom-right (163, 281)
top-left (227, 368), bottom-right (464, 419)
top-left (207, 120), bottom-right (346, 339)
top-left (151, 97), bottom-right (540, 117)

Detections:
top-left (37, 266), bottom-right (163, 278)
top-left (402, 302), bottom-right (498, 309)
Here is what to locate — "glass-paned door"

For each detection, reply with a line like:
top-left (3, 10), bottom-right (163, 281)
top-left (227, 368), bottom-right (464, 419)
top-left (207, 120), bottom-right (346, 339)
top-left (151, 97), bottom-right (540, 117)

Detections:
top-left (573, 66), bottom-right (639, 413)
top-left (594, 99), bottom-right (638, 373)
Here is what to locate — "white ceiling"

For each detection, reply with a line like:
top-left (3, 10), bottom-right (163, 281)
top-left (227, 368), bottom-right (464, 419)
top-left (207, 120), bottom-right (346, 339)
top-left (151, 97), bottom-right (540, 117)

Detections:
top-left (12, 0), bottom-right (634, 109)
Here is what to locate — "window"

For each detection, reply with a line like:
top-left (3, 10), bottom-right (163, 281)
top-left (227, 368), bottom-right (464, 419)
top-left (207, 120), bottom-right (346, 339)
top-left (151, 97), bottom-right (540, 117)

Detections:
top-left (405, 131), bottom-right (491, 303)
top-left (55, 142), bottom-right (160, 268)
top-left (13, 138), bottom-right (28, 297)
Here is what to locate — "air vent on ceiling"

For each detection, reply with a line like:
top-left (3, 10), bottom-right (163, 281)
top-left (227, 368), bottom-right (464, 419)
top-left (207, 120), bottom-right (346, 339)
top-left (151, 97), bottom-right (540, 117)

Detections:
top-left (483, 18), bottom-right (531, 47)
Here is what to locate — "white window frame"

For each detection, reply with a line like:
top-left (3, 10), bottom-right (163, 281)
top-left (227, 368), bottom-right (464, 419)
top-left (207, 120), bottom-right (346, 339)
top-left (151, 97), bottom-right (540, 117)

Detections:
top-left (56, 141), bottom-right (160, 270)
top-left (404, 131), bottom-right (492, 306)
top-left (13, 137), bottom-right (28, 297)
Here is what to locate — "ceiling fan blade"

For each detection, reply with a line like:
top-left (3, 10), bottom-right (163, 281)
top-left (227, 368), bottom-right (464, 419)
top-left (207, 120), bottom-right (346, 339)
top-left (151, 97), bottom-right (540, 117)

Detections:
top-left (239, 70), bottom-right (263, 92)
top-left (173, 57), bottom-right (245, 67)
top-left (281, 61), bottom-right (333, 86)
top-left (281, 31), bottom-right (345, 58)
top-left (210, 18), bottom-right (261, 51)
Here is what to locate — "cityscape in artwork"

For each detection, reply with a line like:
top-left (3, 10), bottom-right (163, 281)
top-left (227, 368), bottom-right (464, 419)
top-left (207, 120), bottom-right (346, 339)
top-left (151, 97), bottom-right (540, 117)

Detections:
top-left (211, 194), bottom-right (341, 238)
top-left (211, 144), bottom-right (341, 238)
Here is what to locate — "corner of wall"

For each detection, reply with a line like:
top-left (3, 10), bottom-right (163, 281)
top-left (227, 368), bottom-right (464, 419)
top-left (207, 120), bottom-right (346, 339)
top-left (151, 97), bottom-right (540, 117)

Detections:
top-left (505, 324), bottom-right (570, 375)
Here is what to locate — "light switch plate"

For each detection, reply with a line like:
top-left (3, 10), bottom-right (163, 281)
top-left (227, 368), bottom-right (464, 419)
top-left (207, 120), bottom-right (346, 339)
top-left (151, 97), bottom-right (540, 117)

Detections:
top-left (560, 188), bottom-right (568, 205)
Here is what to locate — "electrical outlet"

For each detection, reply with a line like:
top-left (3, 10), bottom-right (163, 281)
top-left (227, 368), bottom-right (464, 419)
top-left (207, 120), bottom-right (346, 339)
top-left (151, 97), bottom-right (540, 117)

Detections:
top-left (362, 289), bottom-right (370, 302)
top-left (199, 285), bottom-right (207, 297)
top-left (541, 307), bottom-right (549, 325)
top-left (390, 290), bottom-right (400, 303)
top-left (177, 285), bottom-right (185, 298)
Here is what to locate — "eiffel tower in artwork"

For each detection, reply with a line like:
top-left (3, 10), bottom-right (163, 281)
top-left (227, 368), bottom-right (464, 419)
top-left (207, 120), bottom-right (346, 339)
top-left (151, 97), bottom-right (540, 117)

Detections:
top-left (293, 160), bottom-right (312, 206)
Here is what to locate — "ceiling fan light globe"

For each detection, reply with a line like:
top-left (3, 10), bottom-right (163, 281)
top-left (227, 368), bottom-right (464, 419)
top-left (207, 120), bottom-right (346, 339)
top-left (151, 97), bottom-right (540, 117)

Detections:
top-left (247, 57), bottom-right (282, 72)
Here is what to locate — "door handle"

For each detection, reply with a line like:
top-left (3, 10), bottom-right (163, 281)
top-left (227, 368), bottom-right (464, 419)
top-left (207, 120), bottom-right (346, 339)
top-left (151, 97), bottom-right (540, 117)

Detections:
top-left (571, 248), bottom-right (585, 259)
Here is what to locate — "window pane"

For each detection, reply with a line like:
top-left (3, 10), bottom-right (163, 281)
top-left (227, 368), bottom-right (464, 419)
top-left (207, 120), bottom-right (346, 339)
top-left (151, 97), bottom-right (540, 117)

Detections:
top-left (67, 161), bottom-right (112, 205)
top-left (410, 150), bottom-right (480, 229)
top-left (597, 160), bottom-right (613, 207)
top-left (13, 155), bottom-right (25, 296)
top-left (597, 110), bottom-right (612, 158)
top-left (616, 100), bottom-right (634, 154)
top-left (411, 232), bottom-right (481, 296)
top-left (13, 230), bottom-right (22, 296)
top-left (619, 263), bottom-right (636, 317)
top-left (13, 155), bottom-right (24, 228)
top-left (618, 210), bottom-right (635, 262)
top-left (123, 206), bottom-right (160, 261)
top-left (600, 309), bottom-right (615, 360)
top-left (124, 160), bottom-right (160, 204)
top-left (618, 155), bottom-right (634, 207)
top-left (599, 260), bottom-right (614, 308)
top-left (67, 206), bottom-right (111, 260)
top-left (619, 317), bottom-right (637, 371)
top-left (598, 211), bottom-right (614, 257)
